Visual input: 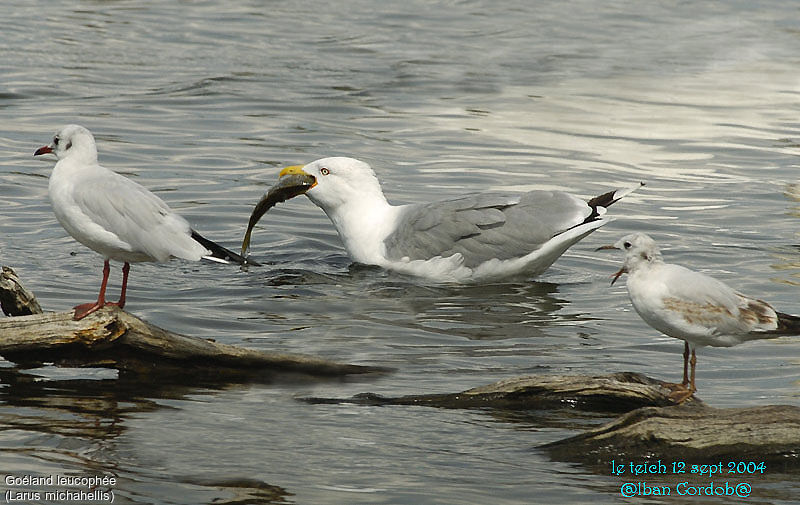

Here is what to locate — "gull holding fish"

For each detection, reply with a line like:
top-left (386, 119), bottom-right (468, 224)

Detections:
top-left (598, 232), bottom-right (800, 402)
top-left (242, 156), bottom-right (642, 282)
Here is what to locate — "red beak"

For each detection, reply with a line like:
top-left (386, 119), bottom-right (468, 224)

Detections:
top-left (34, 145), bottom-right (53, 156)
top-left (610, 266), bottom-right (626, 286)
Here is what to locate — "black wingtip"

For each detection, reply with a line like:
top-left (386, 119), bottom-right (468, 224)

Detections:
top-left (586, 189), bottom-right (619, 213)
top-left (191, 230), bottom-right (261, 266)
top-left (587, 182), bottom-right (644, 209)
top-left (583, 182), bottom-right (645, 224)
top-left (775, 311), bottom-right (800, 335)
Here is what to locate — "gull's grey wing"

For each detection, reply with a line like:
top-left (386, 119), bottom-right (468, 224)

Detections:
top-left (71, 168), bottom-right (203, 261)
top-left (383, 191), bottom-right (593, 268)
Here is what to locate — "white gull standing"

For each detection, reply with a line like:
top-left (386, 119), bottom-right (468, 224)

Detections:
top-left (242, 157), bottom-right (642, 282)
top-left (598, 232), bottom-right (800, 401)
top-left (34, 124), bottom-right (251, 320)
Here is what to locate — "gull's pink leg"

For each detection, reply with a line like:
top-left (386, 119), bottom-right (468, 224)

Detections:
top-left (73, 259), bottom-right (111, 320)
top-left (107, 262), bottom-right (130, 309)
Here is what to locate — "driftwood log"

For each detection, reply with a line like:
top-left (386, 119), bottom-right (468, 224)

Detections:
top-left (543, 404), bottom-right (800, 470)
top-left (0, 267), bottom-right (385, 381)
top-left (305, 373), bottom-right (800, 467)
top-left (3, 267), bottom-right (798, 467)
top-left (0, 267), bottom-right (42, 316)
top-left (303, 372), bottom-right (698, 413)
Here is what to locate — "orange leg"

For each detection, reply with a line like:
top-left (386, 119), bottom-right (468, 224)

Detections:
top-left (73, 260), bottom-right (111, 320)
top-left (106, 262), bottom-right (130, 309)
top-left (665, 341), bottom-right (695, 403)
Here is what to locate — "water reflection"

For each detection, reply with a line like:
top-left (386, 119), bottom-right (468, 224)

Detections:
top-left (4, 0), bottom-right (800, 503)
top-left (0, 366), bottom-right (294, 504)
top-left (254, 264), bottom-right (580, 342)
top-left (769, 184), bottom-right (800, 286)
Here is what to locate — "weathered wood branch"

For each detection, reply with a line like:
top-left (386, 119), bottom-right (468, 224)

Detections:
top-left (543, 403), bottom-right (800, 469)
top-left (0, 267), bottom-right (386, 381)
top-left (0, 267), bottom-right (42, 316)
top-left (5, 266), bottom-right (796, 466)
top-left (303, 372), bottom-right (700, 412)
top-left (306, 373), bottom-right (800, 467)
top-left (0, 307), bottom-right (385, 379)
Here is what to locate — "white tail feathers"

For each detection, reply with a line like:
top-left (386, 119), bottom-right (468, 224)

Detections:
top-left (202, 255), bottom-right (230, 264)
top-left (612, 182), bottom-right (645, 203)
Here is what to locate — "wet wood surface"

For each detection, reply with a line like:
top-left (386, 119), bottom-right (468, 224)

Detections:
top-left (0, 267), bottom-right (42, 316)
top-left (0, 266), bottom-right (386, 381)
top-left (0, 307), bottom-right (385, 379)
top-left (543, 403), bottom-right (800, 469)
top-left (305, 372), bottom-right (799, 468)
top-left (303, 372), bottom-right (698, 412)
top-left (3, 265), bottom-right (797, 468)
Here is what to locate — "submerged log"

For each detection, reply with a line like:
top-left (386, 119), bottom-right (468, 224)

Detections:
top-left (0, 267), bottom-right (385, 381)
top-left (303, 372), bottom-right (701, 412)
top-left (174, 477), bottom-right (291, 505)
top-left (543, 403), bottom-right (800, 469)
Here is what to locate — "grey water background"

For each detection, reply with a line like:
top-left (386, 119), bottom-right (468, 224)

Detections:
top-left (2, 0), bottom-right (800, 503)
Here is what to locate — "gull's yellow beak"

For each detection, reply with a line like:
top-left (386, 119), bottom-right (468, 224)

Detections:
top-left (279, 165), bottom-right (315, 185)
top-left (240, 166), bottom-right (317, 257)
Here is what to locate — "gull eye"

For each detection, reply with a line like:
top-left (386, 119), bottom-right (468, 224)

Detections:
top-left (320, 167), bottom-right (330, 176)
top-left (623, 241), bottom-right (631, 249)
top-left (53, 136), bottom-right (60, 146)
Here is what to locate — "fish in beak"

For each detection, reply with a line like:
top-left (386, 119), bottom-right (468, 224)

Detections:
top-left (241, 166), bottom-right (317, 257)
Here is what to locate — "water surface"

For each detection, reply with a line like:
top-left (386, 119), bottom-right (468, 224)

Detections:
top-left (2, 1), bottom-right (800, 503)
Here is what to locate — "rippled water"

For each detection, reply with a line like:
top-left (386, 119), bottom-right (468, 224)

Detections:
top-left (2, 1), bottom-right (800, 503)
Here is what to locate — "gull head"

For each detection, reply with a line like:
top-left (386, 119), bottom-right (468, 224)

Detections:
top-left (283, 157), bottom-right (384, 211)
top-left (34, 124), bottom-right (98, 164)
top-left (596, 232), bottom-right (662, 285)
top-left (240, 157), bottom-right (386, 256)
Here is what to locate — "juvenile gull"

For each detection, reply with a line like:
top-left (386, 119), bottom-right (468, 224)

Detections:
top-left (598, 232), bottom-right (800, 401)
top-left (34, 124), bottom-right (250, 320)
top-left (242, 156), bottom-right (642, 282)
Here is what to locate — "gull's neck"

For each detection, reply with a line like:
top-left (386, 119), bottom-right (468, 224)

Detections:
top-left (60, 136), bottom-right (99, 165)
top-left (625, 253), bottom-right (667, 315)
top-left (48, 148), bottom-right (106, 213)
top-left (319, 191), bottom-right (400, 265)
top-left (52, 148), bottom-right (100, 178)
